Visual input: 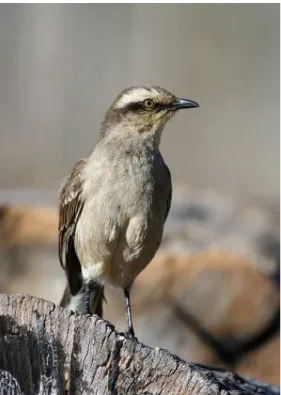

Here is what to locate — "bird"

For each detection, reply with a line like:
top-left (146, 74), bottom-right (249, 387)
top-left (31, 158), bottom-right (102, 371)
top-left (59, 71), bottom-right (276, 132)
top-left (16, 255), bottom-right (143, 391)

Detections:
top-left (59, 86), bottom-right (199, 338)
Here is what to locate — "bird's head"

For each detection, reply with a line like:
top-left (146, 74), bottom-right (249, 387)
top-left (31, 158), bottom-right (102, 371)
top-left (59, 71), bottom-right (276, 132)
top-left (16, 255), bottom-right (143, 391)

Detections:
top-left (101, 86), bottom-right (199, 144)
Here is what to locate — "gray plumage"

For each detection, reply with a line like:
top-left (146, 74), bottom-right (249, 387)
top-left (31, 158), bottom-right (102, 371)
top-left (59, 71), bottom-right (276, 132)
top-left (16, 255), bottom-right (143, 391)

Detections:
top-left (58, 86), bottom-right (199, 336)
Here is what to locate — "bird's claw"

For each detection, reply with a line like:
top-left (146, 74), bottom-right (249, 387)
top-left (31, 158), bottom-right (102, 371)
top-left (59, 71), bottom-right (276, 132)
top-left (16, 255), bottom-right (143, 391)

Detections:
top-left (119, 330), bottom-right (138, 342)
top-left (84, 312), bottom-right (115, 331)
top-left (101, 318), bottom-right (115, 331)
top-left (83, 308), bottom-right (92, 317)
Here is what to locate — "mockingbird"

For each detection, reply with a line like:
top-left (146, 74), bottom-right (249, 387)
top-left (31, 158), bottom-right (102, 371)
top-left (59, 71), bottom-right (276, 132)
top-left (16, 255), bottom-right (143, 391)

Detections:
top-left (59, 86), bottom-right (199, 337)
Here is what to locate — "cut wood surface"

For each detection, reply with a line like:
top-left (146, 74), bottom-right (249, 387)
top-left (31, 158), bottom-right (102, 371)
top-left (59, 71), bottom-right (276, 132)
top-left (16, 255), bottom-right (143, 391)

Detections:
top-left (0, 294), bottom-right (279, 395)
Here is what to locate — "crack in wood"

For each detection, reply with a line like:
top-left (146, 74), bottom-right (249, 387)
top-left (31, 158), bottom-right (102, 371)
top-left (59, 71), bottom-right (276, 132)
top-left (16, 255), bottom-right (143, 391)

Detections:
top-left (107, 338), bottom-right (123, 395)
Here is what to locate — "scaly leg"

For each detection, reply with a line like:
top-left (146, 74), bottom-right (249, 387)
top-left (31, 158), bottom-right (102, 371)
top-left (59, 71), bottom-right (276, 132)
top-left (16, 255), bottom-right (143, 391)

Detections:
top-left (124, 288), bottom-right (136, 339)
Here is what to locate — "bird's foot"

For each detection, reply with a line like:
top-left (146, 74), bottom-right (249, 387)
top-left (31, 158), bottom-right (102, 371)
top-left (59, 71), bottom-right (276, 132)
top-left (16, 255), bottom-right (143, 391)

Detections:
top-left (97, 318), bottom-right (115, 331)
top-left (126, 331), bottom-right (138, 342)
top-left (119, 330), bottom-right (138, 342)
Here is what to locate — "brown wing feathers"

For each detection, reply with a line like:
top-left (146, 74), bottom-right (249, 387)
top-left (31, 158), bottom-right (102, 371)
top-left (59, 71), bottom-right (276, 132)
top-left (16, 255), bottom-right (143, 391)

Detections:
top-left (58, 160), bottom-right (85, 295)
top-left (164, 164), bottom-right (172, 222)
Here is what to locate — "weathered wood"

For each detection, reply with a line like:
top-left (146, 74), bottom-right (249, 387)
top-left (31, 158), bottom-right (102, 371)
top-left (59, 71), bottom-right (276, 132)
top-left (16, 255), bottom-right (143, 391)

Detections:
top-left (0, 294), bottom-right (279, 395)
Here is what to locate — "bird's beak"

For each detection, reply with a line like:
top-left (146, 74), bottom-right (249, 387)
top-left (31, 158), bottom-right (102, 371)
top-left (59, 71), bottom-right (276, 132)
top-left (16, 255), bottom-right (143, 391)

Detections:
top-left (169, 98), bottom-right (200, 111)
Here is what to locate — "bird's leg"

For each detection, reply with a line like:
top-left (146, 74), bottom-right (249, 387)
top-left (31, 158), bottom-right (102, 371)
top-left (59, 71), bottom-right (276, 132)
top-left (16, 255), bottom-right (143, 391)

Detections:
top-left (124, 288), bottom-right (137, 340)
top-left (85, 282), bottom-right (92, 315)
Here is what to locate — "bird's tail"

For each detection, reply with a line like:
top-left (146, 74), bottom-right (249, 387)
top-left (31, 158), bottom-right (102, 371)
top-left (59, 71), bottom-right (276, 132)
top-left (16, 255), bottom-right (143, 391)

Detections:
top-left (60, 282), bottom-right (105, 317)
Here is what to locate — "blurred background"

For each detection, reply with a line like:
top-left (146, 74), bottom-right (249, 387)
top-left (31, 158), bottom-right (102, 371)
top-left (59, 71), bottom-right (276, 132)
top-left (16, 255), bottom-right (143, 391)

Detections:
top-left (0, 3), bottom-right (279, 386)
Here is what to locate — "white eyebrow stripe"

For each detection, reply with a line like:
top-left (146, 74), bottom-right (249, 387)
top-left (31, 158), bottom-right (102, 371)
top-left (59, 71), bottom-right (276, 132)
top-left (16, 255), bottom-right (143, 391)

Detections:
top-left (115, 89), bottom-right (155, 109)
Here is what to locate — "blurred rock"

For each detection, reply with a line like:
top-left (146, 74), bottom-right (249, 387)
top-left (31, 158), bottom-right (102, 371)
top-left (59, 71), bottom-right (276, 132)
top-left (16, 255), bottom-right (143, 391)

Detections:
top-left (163, 185), bottom-right (279, 276)
top-left (104, 251), bottom-right (279, 385)
top-left (236, 335), bottom-right (280, 386)
top-left (0, 187), bottom-right (279, 385)
top-left (0, 205), bottom-right (58, 249)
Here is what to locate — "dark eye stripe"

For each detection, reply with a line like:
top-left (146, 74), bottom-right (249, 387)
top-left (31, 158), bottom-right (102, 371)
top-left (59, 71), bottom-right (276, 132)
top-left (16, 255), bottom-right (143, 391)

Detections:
top-left (155, 103), bottom-right (170, 112)
top-left (122, 101), bottom-right (171, 114)
top-left (129, 102), bottom-right (145, 112)
top-left (122, 102), bottom-right (147, 113)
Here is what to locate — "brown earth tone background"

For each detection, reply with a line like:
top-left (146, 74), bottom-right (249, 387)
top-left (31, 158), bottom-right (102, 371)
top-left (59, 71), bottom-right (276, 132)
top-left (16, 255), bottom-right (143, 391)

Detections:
top-left (0, 186), bottom-right (279, 385)
top-left (0, 3), bottom-right (279, 388)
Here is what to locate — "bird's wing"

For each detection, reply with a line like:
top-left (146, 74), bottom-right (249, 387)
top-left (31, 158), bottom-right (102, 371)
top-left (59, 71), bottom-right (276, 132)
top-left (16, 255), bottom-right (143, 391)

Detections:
top-left (58, 159), bottom-right (85, 295)
top-left (164, 164), bottom-right (172, 221)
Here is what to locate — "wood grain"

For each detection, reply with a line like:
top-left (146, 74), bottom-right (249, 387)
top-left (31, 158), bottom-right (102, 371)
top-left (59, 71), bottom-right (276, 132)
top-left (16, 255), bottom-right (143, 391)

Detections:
top-left (0, 294), bottom-right (279, 395)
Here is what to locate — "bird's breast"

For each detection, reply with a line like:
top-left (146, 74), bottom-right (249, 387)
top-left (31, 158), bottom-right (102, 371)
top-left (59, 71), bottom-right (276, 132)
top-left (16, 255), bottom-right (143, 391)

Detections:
top-left (77, 146), bottom-right (169, 287)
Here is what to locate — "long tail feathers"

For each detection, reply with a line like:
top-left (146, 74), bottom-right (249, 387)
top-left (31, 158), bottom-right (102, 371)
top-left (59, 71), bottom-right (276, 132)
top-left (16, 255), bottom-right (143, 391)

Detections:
top-left (60, 282), bottom-right (105, 317)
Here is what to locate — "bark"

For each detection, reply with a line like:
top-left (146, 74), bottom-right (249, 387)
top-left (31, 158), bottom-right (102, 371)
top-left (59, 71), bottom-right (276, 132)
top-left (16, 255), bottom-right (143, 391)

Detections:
top-left (0, 294), bottom-right (279, 395)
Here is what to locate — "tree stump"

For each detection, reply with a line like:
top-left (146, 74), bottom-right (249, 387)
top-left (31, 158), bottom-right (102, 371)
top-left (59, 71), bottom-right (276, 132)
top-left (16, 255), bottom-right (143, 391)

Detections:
top-left (0, 294), bottom-right (279, 395)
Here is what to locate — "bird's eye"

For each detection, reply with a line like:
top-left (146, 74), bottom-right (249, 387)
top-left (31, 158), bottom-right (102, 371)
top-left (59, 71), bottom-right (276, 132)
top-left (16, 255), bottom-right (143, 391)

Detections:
top-left (143, 99), bottom-right (155, 110)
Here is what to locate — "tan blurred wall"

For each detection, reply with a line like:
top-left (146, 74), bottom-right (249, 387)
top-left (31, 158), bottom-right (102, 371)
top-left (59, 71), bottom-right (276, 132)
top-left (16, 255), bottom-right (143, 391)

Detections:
top-left (0, 4), bottom-right (279, 200)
